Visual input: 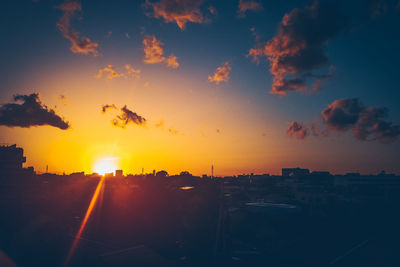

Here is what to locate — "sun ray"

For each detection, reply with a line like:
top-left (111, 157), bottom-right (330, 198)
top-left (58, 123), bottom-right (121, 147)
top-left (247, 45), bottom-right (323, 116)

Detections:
top-left (63, 176), bottom-right (105, 266)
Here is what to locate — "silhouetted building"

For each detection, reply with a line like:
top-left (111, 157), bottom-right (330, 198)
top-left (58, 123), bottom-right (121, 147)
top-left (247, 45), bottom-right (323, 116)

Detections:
top-left (282, 168), bottom-right (310, 177)
top-left (0, 144), bottom-right (26, 171)
top-left (115, 170), bottom-right (123, 177)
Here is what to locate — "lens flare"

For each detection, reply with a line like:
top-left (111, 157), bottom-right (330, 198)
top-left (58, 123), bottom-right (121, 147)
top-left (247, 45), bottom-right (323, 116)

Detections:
top-left (63, 176), bottom-right (105, 266)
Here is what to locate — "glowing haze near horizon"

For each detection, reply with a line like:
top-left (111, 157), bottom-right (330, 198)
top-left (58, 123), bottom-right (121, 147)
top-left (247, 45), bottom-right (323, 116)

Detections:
top-left (0, 0), bottom-right (399, 175)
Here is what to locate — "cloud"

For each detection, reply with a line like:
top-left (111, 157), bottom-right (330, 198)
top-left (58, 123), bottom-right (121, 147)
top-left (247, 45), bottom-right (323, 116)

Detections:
top-left (286, 121), bottom-right (309, 139)
top-left (321, 98), bottom-right (363, 132)
top-left (155, 120), bottom-right (164, 128)
top-left (365, 0), bottom-right (399, 18)
top-left (288, 98), bottom-right (400, 143)
top-left (124, 64), bottom-right (141, 78)
top-left (0, 93), bottom-right (70, 130)
top-left (248, 1), bottom-right (347, 95)
top-left (321, 98), bottom-right (400, 143)
top-left (101, 104), bottom-right (117, 113)
top-left (208, 62), bottom-right (231, 84)
top-left (143, 35), bottom-right (179, 68)
top-left (144, 0), bottom-right (207, 30)
top-left (96, 65), bottom-right (122, 80)
top-left (56, 0), bottom-right (99, 56)
top-left (166, 55), bottom-right (179, 68)
top-left (102, 104), bottom-right (146, 128)
top-left (96, 64), bottom-right (141, 80)
top-left (238, 0), bottom-right (263, 17)
top-left (168, 128), bottom-right (179, 135)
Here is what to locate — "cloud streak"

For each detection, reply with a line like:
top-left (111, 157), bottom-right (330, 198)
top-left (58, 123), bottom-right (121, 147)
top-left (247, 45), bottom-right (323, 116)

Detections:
top-left (96, 64), bottom-right (141, 80)
top-left (208, 62), bottom-right (231, 84)
top-left (144, 0), bottom-right (207, 30)
top-left (57, 0), bottom-right (99, 56)
top-left (248, 1), bottom-right (347, 95)
top-left (0, 93), bottom-right (70, 130)
top-left (143, 35), bottom-right (179, 68)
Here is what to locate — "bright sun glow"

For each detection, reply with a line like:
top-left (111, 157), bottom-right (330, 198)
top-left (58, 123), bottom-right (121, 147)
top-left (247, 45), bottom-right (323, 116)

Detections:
top-left (93, 157), bottom-right (118, 175)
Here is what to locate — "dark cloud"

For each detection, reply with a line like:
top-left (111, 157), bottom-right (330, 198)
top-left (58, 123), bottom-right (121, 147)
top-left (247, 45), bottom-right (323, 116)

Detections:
top-left (143, 0), bottom-right (208, 30)
top-left (57, 0), bottom-right (99, 56)
top-left (101, 104), bottom-right (117, 113)
top-left (321, 98), bottom-right (400, 143)
top-left (321, 98), bottom-right (363, 132)
top-left (0, 93), bottom-right (70, 130)
top-left (353, 107), bottom-right (400, 143)
top-left (289, 99), bottom-right (400, 143)
top-left (248, 1), bottom-right (347, 95)
top-left (102, 104), bottom-right (146, 128)
top-left (286, 121), bottom-right (309, 139)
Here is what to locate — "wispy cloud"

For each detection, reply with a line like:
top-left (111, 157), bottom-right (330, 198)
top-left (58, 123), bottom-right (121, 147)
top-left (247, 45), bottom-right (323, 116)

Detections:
top-left (208, 62), bottom-right (231, 84)
top-left (143, 35), bottom-right (179, 68)
top-left (144, 0), bottom-right (208, 30)
top-left (0, 93), bottom-right (70, 130)
top-left (96, 65), bottom-right (122, 80)
top-left (238, 0), bottom-right (263, 17)
top-left (56, 0), bottom-right (99, 56)
top-left (96, 64), bottom-right (141, 80)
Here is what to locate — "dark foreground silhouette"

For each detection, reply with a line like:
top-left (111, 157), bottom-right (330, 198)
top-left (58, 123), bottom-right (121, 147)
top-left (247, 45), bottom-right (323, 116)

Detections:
top-left (1, 145), bottom-right (400, 266)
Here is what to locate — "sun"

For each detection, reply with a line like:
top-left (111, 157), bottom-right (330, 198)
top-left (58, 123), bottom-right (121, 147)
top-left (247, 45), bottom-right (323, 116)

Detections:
top-left (93, 157), bottom-right (118, 176)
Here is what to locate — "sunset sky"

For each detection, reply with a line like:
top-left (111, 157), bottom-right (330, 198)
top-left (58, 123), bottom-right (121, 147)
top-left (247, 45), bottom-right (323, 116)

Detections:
top-left (0, 0), bottom-right (399, 175)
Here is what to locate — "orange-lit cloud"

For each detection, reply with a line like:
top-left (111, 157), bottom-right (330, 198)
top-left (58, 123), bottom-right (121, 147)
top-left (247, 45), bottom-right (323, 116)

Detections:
top-left (56, 0), bottom-right (99, 56)
top-left (124, 64), bottom-right (141, 78)
top-left (248, 1), bottom-right (347, 95)
top-left (238, 0), bottom-right (263, 17)
top-left (143, 35), bottom-right (179, 68)
top-left (155, 119), bottom-right (164, 128)
top-left (208, 62), bottom-right (231, 84)
top-left (144, 0), bottom-right (207, 30)
top-left (102, 104), bottom-right (146, 128)
top-left (286, 121), bottom-right (309, 139)
top-left (166, 55), bottom-right (179, 68)
top-left (96, 65), bottom-right (122, 80)
top-left (96, 64), bottom-right (141, 80)
top-left (0, 93), bottom-right (70, 130)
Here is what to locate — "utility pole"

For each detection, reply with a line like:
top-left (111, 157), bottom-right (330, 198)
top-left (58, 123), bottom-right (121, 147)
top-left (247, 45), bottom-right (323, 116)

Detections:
top-left (211, 165), bottom-right (214, 178)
